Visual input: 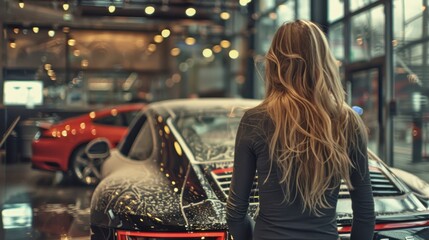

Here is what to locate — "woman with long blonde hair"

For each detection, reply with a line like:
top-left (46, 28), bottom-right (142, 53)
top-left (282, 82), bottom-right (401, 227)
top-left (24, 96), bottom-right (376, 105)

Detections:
top-left (226, 20), bottom-right (375, 240)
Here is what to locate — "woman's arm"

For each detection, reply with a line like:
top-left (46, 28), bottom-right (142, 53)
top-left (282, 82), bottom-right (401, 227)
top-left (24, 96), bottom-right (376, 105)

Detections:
top-left (226, 115), bottom-right (257, 240)
top-left (349, 135), bottom-right (375, 240)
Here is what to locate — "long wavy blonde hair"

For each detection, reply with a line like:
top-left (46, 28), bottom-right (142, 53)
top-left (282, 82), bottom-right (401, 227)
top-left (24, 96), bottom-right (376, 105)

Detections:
top-left (262, 20), bottom-right (368, 214)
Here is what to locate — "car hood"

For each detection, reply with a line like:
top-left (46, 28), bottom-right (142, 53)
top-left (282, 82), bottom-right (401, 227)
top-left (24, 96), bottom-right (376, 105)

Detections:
top-left (92, 151), bottom-right (429, 231)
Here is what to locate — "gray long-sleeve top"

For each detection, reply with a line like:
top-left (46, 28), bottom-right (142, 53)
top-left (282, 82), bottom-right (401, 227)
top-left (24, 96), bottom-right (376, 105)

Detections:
top-left (226, 108), bottom-right (375, 240)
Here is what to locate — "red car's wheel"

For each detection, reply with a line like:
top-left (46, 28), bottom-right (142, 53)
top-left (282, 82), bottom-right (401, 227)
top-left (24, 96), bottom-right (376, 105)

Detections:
top-left (69, 145), bottom-right (103, 185)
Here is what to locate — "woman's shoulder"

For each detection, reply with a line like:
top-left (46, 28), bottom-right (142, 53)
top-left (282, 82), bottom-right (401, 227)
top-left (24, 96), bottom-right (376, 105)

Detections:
top-left (243, 105), bottom-right (269, 121)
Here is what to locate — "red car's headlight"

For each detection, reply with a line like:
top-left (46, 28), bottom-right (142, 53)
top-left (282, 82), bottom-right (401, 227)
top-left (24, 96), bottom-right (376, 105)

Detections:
top-left (116, 230), bottom-right (226, 240)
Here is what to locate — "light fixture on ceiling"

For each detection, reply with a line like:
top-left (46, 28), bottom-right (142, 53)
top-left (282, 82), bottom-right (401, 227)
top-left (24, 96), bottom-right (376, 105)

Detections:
top-left (202, 48), bottom-right (213, 58)
top-left (229, 49), bottom-right (239, 59)
top-left (220, 11), bottom-right (230, 20)
top-left (9, 39), bottom-right (16, 49)
top-left (18, 0), bottom-right (24, 8)
top-left (145, 6), bottom-right (155, 15)
top-left (154, 35), bottom-right (163, 43)
top-left (185, 37), bottom-right (196, 45)
top-left (108, 2), bottom-right (116, 13)
top-left (161, 29), bottom-right (171, 38)
top-left (170, 48), bottom-right (180, 56)
top-left (185, 7), bottom-right (196, 17)
top-left (48, 30), bottom-right (55, 37)
top-left (63, 1), bottom-right (70, 11)
top-left (68, 38), bottom-right (76, 46)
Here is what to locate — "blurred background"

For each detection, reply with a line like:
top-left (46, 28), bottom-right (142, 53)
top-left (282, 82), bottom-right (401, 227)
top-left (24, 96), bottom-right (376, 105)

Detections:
top-left (0, 0), bottom-right (429, 239)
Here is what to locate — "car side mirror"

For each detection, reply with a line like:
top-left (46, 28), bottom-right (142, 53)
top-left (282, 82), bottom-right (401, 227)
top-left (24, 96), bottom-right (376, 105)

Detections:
top-left (85, 138), bottom-right (111, 160)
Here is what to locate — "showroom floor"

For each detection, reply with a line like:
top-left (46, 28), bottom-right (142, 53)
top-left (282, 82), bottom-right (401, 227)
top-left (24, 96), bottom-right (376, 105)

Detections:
top-left (1, 160), bottom-right (93, 240)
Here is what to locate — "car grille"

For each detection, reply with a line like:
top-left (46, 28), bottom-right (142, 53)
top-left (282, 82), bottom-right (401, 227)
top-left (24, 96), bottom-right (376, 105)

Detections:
top-left (211, 167), bottom-right (402, 203)
top-left (211, 168), bottom-right (259, 204)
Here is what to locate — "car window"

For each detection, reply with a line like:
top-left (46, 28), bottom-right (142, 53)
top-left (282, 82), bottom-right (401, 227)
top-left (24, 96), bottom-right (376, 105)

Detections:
top-left (174, 109), bottom-right (245, 162)
top-left (122, 110), bottom-right (140, 126)
top-left (93, 115), bottom-right (122, 126)
top-left (127, 120), bottom-right (154, 160)
top-left (118, 111), bottom-right (155, 161)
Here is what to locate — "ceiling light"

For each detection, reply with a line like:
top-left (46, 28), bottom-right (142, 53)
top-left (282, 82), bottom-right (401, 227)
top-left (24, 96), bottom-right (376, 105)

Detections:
top-left (212, 45), bottom-right (222, 53)
top-left (63, 2), bottom-right (70, 11)
top-left (185, 7), bottom-right (196, 17)
top-left (68, 38), bottom-right (76, 46)
top-left (202, 48), bottom-right (213, 58)
top-left (161, 29), bottom-right (171, 38)
top-left (48, 30), bottom-right (55, 37)
top-left (239, 0), bottom-right (251, 6)
top-left (220, 11), bottom-right (230, 20)
top-left (185, 37), bottom-right (196, 45)
top-left (108, 4), bottom-right (116, 13)
top-left (154, 35), bottom-right (163, 43)
top-left (229, 49), bottom-right (239, 59)
top-left (170, 48), bottom-right (180, 56)
top-left (147, 43), bottom-right (157, 52)
top-left (220, 40), bottom-right (231, 48)
top-left (145, 6), bottom-right (155, 15)
top-left (32, 27), bottom-right (39, 33)
top-left (18, 0), bottom-right (24, 8)
top-left (9, 39), bottom-right (16, 49)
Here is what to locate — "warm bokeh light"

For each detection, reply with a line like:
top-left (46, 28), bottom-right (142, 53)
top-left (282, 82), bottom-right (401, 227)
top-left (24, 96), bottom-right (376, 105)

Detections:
top-left (89, 111), bottom-right (96, 119)
top-left (47, 70), bottom-right (54, 77)
top-left (148, 43), bottom-right (157, 52)
top-left (202, 48), bottom-right (213, 58)
top-left (145, 6), bottom-right (155, 15)
top-left (81, 59), bottom-right (89, 68)
top-left (185, 7), bottom-right (196, 17)
top-left (68, 38), bottom-right (76, 46)
top-left (269, 12), bottom-right (277, 20)
top-left (44, 64), bottom-right (52, 71)
top-left (185, 37), bottom-right (196, 45)
top-left (212, 45), bottom-right (222, 53)
top-left (229, 49), bottom-right (239, 59)
top-left (73, 49), bottom-right (81, 56)
top-left (220, 12), bottom-right (230, 20)
top-left (239, 0), bottom-right (251, 6)
top-left (18, 0), bottom-right (24, 8)
top-left (170, 47), bottom-right (181, 56)
top-left (161, 29), bottom-right (171, 38)
top-left (48, 30), bottom-right (55, 37)
top-left (9, 41), bottom-right (16, 49)
top-left (111, 109), bottom-right (118, 116)
top-left (108, 5), bottom-right (116, 13)
top-left (13, 28), bottom-right (19, 34)
top-left (63, 3), bottom-right (70, 11)
top-left (220, 40), bottom-right (231, 48)
top-left (154, 34), bottom-right (163, 43)
top-left (32, 27), bottom-right (39, 33)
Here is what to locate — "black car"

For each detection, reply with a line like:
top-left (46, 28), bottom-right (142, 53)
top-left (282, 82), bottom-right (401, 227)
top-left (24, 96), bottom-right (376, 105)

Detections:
top-left (87, 98), bottom-right (429, 240)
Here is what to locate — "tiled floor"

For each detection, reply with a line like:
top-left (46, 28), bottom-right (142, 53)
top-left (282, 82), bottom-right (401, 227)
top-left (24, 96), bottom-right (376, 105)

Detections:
top-left (1, 161), bottom-right (93, 240)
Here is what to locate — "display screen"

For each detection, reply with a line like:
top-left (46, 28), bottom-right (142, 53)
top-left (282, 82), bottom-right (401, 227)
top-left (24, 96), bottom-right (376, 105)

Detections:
top-left (3, 81), bottom-right (43, 106)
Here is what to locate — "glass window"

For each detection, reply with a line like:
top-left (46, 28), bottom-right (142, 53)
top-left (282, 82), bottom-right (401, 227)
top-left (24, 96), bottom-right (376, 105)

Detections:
top-left (328, 0), bottom-right (344, 22)
top-left (298, 0), bottom-right (311, 20)
top-left (350, 0), bottom-right (378, 12)
top-left (329, 23), bottom-right (345, 61)
top-left (350, 5), bottom-right (385, 62)
top-left (393, 0), bottom-right (425, 44)
top-left (128, 119), bottom-right (154, 161)
top-left (255, 17), bottom-right (276, 55)
top-left (276, 1), bottom-right (295, 26)
top-left (93, 115), bottom-right (122, 126)
top-left (258, 0), bottom-right (275, 12)
top-left (175, 110), bottom-right (245, 162)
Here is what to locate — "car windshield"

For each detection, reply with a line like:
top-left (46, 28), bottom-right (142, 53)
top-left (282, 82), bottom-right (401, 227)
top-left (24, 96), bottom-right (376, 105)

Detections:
top-left (174, 108), bottom-right (246, 163)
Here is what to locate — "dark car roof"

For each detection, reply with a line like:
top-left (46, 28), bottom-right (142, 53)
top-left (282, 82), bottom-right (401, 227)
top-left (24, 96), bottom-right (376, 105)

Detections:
top-left (148, 98), bottom-right (262, 118)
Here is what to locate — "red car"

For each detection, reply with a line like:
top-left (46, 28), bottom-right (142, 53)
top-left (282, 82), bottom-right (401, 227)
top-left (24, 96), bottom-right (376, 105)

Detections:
top-left (31, 103), bottom-right (145, 185)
